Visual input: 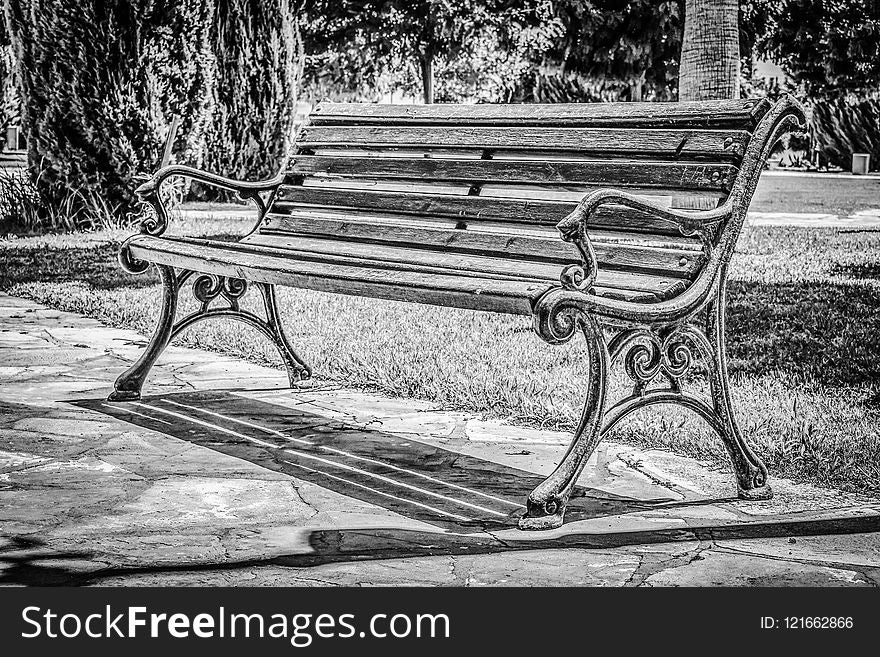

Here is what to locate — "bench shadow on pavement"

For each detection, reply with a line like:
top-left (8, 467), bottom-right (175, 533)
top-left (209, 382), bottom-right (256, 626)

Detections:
top-left (3, 512), bottom-right (879, 586)
top-left (79, 389), bottom-right (659, 534)
top-left (2, 389), bottom-right (872, 585)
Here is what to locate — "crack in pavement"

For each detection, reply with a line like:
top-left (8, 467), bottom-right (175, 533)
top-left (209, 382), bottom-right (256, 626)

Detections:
top-left (617, 453), bottom-right (691, 499)
top-left (626, 541), bottom-right (712, 587)
top-left (711, 544), bottom-right (879, 586)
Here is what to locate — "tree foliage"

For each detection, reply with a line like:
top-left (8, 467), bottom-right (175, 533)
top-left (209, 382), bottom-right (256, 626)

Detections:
top-left (203, 0), bottom-right (302, 180)
top-left (545, 0), bottom-right (683, 99)
top-left (0, 17), bottom-right (19, 139)
top-left (3, 0), bottom-right (215, 220)
top-left (432, 18), bottom-right (562, 103)
top-left (301, 1), bottom-right (766, 104)
top-left (749, 0), bottom-right (880, 97)
top-left (302, 1), bottom-right (560, 103)
top-left (810, 95), bottom-right (880, 169)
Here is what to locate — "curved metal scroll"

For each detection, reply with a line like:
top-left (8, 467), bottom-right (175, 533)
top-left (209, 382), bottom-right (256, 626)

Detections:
top-left (169, 271), bottom-right (312, 383)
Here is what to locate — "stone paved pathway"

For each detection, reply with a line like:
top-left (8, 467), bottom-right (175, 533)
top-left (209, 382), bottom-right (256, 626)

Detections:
top-left (1, 293), bottom-right (878, 586)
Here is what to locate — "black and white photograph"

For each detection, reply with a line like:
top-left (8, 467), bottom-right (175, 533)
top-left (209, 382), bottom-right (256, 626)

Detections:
top-left (0, 0), bottom-right (878, 649)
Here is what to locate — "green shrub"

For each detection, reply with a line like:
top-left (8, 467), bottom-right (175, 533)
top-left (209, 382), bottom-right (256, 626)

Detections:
top-left (3, 0), bottom-right (216, 225)
top-left (202, 0), bottom-right (302, 181)
top-left (810, 95), bottom-right (880, 171)
top-left (0, 168), bottom-right (121, 233)
top-left (0, 17), bottom-right (19, 138)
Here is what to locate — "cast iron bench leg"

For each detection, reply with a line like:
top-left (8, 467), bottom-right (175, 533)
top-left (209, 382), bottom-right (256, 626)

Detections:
top-left (108, 267), bottom-right (312, 402)
top-left (109, 264), bottom-right (178, 401)
top-left (706, 286), bottom-right (771, 499)
top-left (257, 282), bottom-right (312, 384)
top-left (519, 313), bottom-right (609, 530)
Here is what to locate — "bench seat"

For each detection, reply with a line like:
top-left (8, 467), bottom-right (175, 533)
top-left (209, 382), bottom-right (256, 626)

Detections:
top-left (130, 222), bottom-right (699, 315)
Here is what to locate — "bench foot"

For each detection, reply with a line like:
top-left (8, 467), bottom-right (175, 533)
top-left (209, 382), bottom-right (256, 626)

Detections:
top-left (520, 309), bottom-right (608, 531)
top-left (519, 500), bottom-right (566, 531)
top-left (109, 264), bottom-right (178, 402)
top-left (107, 390), bottom-right (142, 402)
top-left (738, 483), bottom-right (772, 500)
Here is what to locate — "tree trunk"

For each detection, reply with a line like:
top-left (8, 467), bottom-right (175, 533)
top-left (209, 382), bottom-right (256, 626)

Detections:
top-left (679, 0), bottom-right (740, 101)
top-left (630, 74), bottom-right (644, 102)
top-left (420, 47), bottom-right (434, 104)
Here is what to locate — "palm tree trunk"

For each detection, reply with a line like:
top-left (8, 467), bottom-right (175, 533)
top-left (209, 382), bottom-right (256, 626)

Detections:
top-left (679, 0), bottom-right (740, 101)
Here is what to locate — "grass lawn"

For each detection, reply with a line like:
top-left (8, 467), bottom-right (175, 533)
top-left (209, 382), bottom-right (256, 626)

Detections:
top-left (2, 178), bottom-right (879, 497)
top-left (752, 172), bottom-right (880, 216)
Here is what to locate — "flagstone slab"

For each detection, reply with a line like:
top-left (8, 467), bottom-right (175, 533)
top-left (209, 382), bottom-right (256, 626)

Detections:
top-left (642, 549), bottom-right (874, 587)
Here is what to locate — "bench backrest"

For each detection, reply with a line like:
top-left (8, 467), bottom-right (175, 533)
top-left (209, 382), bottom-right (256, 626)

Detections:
top-left (256, 96), bottom-right (804, 304)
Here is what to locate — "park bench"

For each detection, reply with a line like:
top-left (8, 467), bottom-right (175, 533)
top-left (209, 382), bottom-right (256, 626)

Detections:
top-left (111, 94), bottom-right (806, 530)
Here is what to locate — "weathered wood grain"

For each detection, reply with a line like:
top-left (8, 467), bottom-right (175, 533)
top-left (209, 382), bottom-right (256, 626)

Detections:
top-left (308, 99), bottom-right (770, 129)
top-left (130, 235), bottom-right (675, 309)
top-left (256, 213), bottom-right (703, 278)
top-left (297, 125), bottom-right (749, 160)
top-left (234, 233), bottom-right (686, 296)
top-left (287, 156), bottom-right (737, 191)
top-left (266, 206), bottom-right (704, 248)
top-left (129, 235), bottom-right (543, 314)
top-left (273, 186), bottom-right (715, 236)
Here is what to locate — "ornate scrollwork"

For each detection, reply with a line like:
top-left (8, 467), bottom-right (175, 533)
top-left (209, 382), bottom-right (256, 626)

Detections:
top-left (192, 273), bottom-right (223, 303)
top-left (609, 323), bottom-right (710, 393)
top-left (165, 269), bottom-right (310, 382)
top-left (191, 274), bottom-right (248, 311)
top-left (555, 207), bottom-right (599, 294)
top-left (559, 263), bottom-right (592, 291)
top-left (139, 202), bottom-right (167, 236)
top-left (118, 238), bottom-right (151, 274)
top-left (532, 291), bottom-right (584, 346)
top-left (624, 331), bottom-right (692, 383)
top-left (599, 320), bottom-right (724, 451)
top-left (223, 276), bottom-right (248, 299)
top-left (676, 216), bottom-right (713, 243)
top-left (134, 178), bottom-right (169, 237)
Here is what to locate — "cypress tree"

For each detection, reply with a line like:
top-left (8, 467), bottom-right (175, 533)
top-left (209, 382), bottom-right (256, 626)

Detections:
top-left (2, 0), bottom-right (216, 222)
top-left (203, 0), bottom-right (302, 180)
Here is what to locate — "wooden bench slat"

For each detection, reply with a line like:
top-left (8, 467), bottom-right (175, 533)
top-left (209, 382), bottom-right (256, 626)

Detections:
top-left (129, 234), bottom-right (684, 305)
top-left (287, 155), bottom-right (737, 191)
top-left (240, 235), bottom-right (559, 283)
top-left (297, 126), bottom-right (750, 160)
top-left (273, 186), bottom-right (715, 236)
top-left (266, 207), bottom-right (704, 249)
top-left (129, 235), bottom-right (668, 312)
top-left (296, 178), bottom-right (723, 207)
top-left (477, 183), bottom-right (722, 208)
top-left (233, 234), bottom-right (688, 296)
top-left (129, 236), bottom-right (544, 315)
top-left (257, 213), bottom-right (703, 279)
top-left (307, 99), bottom-right (770, 129)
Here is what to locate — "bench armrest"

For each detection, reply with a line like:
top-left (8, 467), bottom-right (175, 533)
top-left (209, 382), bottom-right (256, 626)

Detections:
top-left (555, 189), bottom-right (732, 292)
top-left (134, 164), bottom-right (285, 237)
